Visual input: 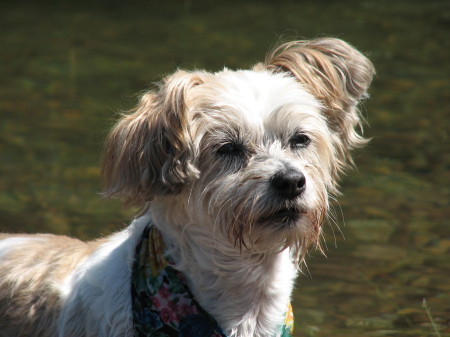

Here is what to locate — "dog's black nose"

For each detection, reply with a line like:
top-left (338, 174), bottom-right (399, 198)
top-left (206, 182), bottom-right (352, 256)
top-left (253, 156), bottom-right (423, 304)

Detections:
top-left (271, 169), bottom-right (306, 199)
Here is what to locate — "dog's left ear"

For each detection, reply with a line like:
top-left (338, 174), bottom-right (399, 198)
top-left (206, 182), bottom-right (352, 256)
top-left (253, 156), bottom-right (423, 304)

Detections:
top-left (101, 70), bottom-right (203, 206)
top-left (264, 38), bottom-right (375, 168)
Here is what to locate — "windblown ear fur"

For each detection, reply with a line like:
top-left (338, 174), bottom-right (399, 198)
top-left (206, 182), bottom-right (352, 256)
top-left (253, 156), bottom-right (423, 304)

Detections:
top-left (264, 38), bottom-right (375, 171)
top-left (101, 70), bottom-right (203, 206)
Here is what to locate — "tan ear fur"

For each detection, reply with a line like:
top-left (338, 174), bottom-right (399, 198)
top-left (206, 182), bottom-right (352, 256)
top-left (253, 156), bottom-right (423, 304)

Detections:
top-left (101, 70), bottom-right (203, 206)
top-left (264, 38), bottom-right (375, 171)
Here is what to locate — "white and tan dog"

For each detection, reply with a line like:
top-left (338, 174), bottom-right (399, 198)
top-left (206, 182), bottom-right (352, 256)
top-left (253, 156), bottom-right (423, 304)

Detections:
top-left (0, 38), bottom-right (374, 337)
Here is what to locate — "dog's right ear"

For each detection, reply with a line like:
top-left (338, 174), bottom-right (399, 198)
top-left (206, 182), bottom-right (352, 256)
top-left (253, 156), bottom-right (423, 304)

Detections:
top-left (101, 70), bottom-right (203, 206)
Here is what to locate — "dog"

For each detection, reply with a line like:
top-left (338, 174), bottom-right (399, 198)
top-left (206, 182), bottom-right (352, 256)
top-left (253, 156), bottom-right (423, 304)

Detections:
top-left (0, 38), bottom-right (374, 337)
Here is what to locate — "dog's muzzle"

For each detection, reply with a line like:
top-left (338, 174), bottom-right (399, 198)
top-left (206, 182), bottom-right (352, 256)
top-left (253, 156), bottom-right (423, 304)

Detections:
top-left (256, 168), bottom-right (308, 227)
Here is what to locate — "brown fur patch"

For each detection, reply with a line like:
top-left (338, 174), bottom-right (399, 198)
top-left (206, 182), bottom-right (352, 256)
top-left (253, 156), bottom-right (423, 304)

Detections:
top-left (101, 70), bottom-right (204, 207)
top-left (0, 234), bottom-right (99, 337)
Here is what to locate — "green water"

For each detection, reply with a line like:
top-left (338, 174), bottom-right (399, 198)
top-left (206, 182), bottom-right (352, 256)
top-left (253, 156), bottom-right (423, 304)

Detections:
top-left (0, 1), bottom-right (449, 336)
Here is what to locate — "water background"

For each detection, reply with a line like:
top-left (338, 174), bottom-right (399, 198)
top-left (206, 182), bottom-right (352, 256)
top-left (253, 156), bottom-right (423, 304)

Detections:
top-left (0, 0), bottom-right (449, 336)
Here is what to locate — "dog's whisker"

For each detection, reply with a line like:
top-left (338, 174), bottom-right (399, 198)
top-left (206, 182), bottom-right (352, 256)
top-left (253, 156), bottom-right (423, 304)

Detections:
top-left (327, 197), bottom-right (346, 242)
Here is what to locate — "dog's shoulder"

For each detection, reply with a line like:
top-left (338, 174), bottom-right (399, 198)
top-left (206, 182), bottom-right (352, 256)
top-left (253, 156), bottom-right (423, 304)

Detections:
top-left (57, 215), bottom-right (151, 337)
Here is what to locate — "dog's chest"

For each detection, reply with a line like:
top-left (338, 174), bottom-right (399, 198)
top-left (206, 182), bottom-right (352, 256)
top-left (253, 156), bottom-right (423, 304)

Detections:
top-left (131, 225), bottom-right (227, 336)
top-left (131, 224), bottom-right (295, 337)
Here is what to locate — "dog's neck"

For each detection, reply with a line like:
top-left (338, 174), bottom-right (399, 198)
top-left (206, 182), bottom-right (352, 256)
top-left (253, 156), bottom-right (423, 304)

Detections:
top-left (148, 206), bottom-right (297, 337)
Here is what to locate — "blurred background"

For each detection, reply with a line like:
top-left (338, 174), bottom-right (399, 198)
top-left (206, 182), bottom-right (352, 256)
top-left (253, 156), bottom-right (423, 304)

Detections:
top-left (0, 0), bottom-right (449, 336)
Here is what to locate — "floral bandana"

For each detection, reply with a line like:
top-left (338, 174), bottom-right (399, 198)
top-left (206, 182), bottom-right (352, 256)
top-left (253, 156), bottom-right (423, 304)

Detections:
top-left (131, 224), bottom-right (294, 337)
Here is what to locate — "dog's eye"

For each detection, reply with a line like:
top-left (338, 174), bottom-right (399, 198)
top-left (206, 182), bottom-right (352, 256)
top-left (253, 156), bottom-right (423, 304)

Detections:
top-left (290, 133), bottom-right (311, 149)
top-left (217, 142), bottom-right (244, 156)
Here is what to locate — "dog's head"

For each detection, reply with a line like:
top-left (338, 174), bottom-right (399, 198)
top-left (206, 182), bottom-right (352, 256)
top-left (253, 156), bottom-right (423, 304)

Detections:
top-left (102, 38), bottom-right (374, 260)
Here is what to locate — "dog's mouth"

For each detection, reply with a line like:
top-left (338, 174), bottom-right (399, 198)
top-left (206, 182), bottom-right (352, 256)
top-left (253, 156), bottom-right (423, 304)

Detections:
top-left (262, 206), bottom-right (307, 227)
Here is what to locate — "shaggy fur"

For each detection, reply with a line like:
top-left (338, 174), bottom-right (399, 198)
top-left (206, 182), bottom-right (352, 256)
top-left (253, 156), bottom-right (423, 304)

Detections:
top-left (0, 38), bottom-right (374, 337)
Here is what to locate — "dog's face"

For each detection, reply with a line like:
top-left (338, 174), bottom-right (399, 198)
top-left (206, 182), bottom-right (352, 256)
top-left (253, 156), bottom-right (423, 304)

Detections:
top-left (102, 38), bottom-right (374, 259)
top-left (185, 70), bottom-right (329, 254)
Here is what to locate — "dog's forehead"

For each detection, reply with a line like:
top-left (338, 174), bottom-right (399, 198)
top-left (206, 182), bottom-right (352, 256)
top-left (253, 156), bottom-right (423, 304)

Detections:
top-left (209, 69), bottom-right (320, 125)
